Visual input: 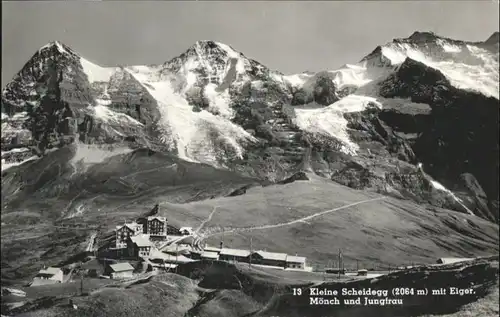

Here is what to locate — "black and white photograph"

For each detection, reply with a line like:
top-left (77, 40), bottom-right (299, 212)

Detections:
top-left (1, 1), bottom-right (499, 316)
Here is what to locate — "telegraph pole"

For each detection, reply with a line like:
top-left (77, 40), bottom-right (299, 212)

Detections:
top-left (338, 249), bottom-right (342, 279)
top-left (222, 230), bottom-right (225, 249)
top-left (249, 236), bottom-right (253, 269)
top-left (174, 243), bottom-right (179, 274)
top-left (94, 235), bottom-right (98, 258)
top-left (80, 271), bottom-right (84, 295)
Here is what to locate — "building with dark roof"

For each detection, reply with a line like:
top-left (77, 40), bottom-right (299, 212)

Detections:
top-left (147, 216), bottom-right (167, 240)
top-left (115, 223), bottom-right (143, 249)
top-left (249, 251), bottom-right (288, 267)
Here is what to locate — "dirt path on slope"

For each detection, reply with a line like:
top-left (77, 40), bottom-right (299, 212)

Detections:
top-left (201, 196), bottom-right (386, 239)
top-left (195, 206), bottom-right (218, 234)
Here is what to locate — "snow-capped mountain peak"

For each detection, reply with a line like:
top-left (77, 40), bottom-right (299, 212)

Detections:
top-left (38, 40), bottom-right (67, 52)
top-left (407, 31), bottom-right (440, 42)
top-left (356, 31), bottom-right (499, 98)
top-left (37, 40), bottom-right (79, 58)
top-left (191, 40), bottom-right (242, 58)
top-left (159, 40), bottom-right (258, 92)
top-left (2, 33), bottom-right (499, 222)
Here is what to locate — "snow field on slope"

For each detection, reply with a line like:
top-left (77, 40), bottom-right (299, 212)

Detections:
top-left (381, 43), bottom-right (499, 99)
top-left (203, 83), bottom-right (234, 118)
top-left (215, 42), bottom-right (247, 75)
top-left (293, 39), bottom-right (497, 158)
top-left (294, 94), bottom-right (382, 156)
top-left (287, 62), bottom-right (393, 156)
top-left (329, 63), bottom-right (394, 91)
top-left (464, 45), bottom-right (499, 99)
top-left (436, 39), bottom-right (462, 53)
top-left (125, 67), bottom-right (255, 165)
top-left (178, 56), bottom-right (199, 92)
top-left (330, 64), bottom-right (372, 89)
top-left (282, 73), bottom-right (311, 88)
top-left (91, 103), bottom-right (144, 126)
top-left (80, 57), bottom-right (117, 83)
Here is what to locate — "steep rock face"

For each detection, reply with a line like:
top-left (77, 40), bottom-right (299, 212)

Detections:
top-left (1, 33), bottom-right (498, 222)
top-left (291, 32), bottom-right (499, 221)
top-left (1, 42), bottom-right (153, 160)
top-left (119, 41), bottom-right (295, 167)
top-left (329, 157), bottom-right (472, 215)
top-left (2, 42), bottom-right (91, 153)
top-left (453, 173), bottom-right (495, 222)
top-left (291, 71), bottom-right (340, 106)
top-left (376, 57), bottom-right (498, 221)
top-left (106, 68), bottom-right (161, 125)
top-left (2, 42), bottom-right (93, 114)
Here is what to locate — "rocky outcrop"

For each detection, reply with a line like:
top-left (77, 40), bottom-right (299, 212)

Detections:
top-left (1, 43), bottom-right (163, 162)
top-left (377, 57), bottom-right (499, 221)
top-left (2, 43), bottom-right (91, 154)
top-left (278, 171), bottom-right (310, 184)
top-left (313, 56), bottom-right (499, 221)
top-left (454, 173), bottom-right (498, 222)
top-left (329, 158), bottom-right (467, 213)
top-left (106, 69), bottom-right (161, 125)
top-left (291, 72), bottom-right (339, 106)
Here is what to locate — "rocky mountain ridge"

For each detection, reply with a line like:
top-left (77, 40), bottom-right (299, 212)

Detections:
top-left (1, 32), bottom-right (498, 221)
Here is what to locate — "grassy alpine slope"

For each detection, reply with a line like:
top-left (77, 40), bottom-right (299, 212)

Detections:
top-left (173, 175), bottom-right (498, 268)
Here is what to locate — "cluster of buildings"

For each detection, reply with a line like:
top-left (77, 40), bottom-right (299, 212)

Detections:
top-left (115, 216), bottom-right (168, 246)
top-left (114, 216), bottom-right (172, 259)
top-left (30, 216), bottom-right (311, 286)
top-left (31, 212), bottom-right (478, 286)
top-left (113, 217), bottom-right (309, 271)
top-left (114, 217), bottom-right (197, 261)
